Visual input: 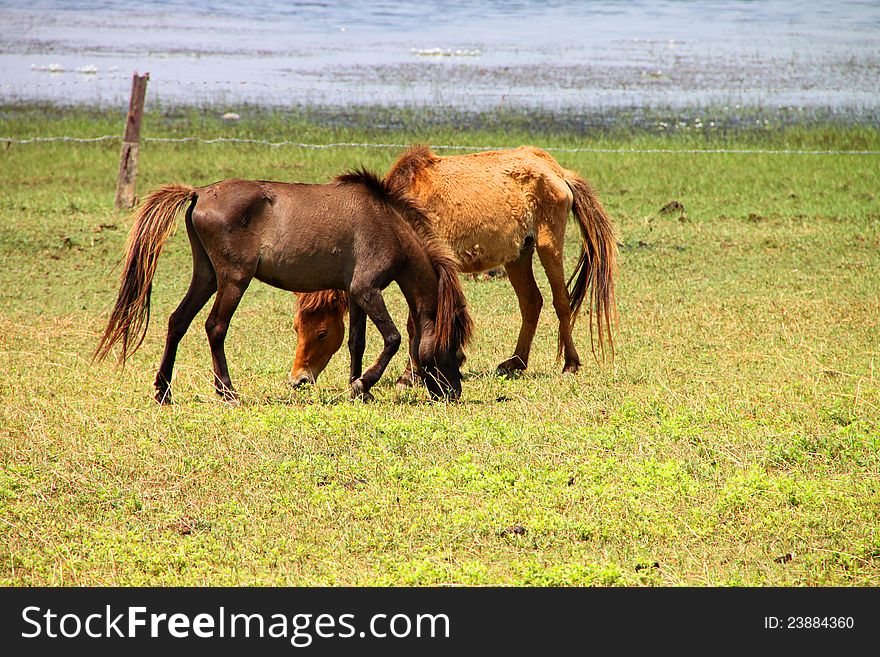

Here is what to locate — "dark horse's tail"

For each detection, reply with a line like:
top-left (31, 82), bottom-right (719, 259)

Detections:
top-left (563, 172), bottom-right (619, 361)
top-left (94, 184), bottom-right (196, 364)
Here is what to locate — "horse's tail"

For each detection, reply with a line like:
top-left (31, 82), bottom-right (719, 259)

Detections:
top-left (94, 183), bottom-right (196, 364)
top-left (563, 172), bottom-right (619, 361)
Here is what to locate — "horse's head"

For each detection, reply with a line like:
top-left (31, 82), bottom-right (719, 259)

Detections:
top-left (417, 290), bottom-right (471, 402)
top-left (289, 291), bottom-right (347, 386)
top-left (418, 336), bottom-right (463, 401)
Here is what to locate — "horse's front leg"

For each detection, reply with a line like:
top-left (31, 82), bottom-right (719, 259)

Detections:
top-left (347, 300), bottom-right (367, 385)
top-left (395, 313), bottom-right (421, 390)
top-left (349, 287), bottom-right (401, 400)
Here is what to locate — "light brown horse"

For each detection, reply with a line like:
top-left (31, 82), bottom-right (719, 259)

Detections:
top-left (289, 145), bottom-right (618, 387)
top-left (95, 169), bottom-right (473, 402)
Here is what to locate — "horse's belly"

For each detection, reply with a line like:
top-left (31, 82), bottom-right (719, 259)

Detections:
top-left (422, 186), bottom-right (536, 272)
top-left (438, 221), bottom-right (531, 272)
top-left (255, 242), bottom-right (350, 292)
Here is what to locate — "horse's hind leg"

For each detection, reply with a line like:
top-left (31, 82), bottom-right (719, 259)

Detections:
top-left (349, 287), bottom-right (401, 400)
top-left (205, 272), bottom-right (253, 403)
top-left (536, 196), bottom-right (581, 374)
top-left (496, 244), bottom-right (543, 376)
top-left (154, 215), bottom-right (218, 404)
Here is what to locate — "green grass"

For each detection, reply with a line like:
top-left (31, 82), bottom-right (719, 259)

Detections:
top-left (1, 106), bottom-right (878, 586)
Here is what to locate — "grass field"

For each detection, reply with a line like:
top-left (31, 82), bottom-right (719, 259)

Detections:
top-left (1, 106), bottom-right (878, 586)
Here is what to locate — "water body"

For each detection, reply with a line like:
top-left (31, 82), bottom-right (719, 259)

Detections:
top-left (1, 0), bottom-right (878, 119)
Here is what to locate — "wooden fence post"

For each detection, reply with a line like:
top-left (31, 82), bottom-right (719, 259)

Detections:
top-left (115, 72), bottom-right (149, 209)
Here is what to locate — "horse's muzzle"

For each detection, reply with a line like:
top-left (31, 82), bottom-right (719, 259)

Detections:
top-left (289, 371), bottom-right (316, 388)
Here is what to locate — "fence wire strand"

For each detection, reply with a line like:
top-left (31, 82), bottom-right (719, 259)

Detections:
top-left (2, 134), bottom-right (879, 155)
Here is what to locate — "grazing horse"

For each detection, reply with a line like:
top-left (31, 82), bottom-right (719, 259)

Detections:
top-left (95, 169), bottom-right (473, 402)
top-left (289, 145), bottom-right (618, 387)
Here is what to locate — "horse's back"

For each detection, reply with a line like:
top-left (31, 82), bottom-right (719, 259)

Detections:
top-left (404, 146), bottom-right (570, 212)
top-left (390, 146), bottom-right (573, 271)
top-left (191, 178), bottom-right (381, 234)
top-left (188, 178), bottom-right (405, 292)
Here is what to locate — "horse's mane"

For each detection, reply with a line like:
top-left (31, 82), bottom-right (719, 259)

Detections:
top-left (334, 167), bottom-right (472, 350)
top-left (384, 144), bottom-right (439, 196)
top-left (297, 288), bottom-right (347, 315)
top-left (334, 168), bottom-right (392, 202)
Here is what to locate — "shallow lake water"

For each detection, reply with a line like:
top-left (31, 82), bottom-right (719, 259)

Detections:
top-left (1, 0), bottom-right (878, 119)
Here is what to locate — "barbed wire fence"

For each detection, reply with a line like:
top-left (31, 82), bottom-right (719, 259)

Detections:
top-left (3, 134), bottom-right (879, 155)
top-left (6, 70), bottom-right (880, 156)
top-left (5, 71), bottom-right (879, 157)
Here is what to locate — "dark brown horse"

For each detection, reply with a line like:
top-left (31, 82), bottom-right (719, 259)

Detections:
top-left (289, 145), bottom-right (618, 386)
top-left (95, 169), bottom-right (473, 402)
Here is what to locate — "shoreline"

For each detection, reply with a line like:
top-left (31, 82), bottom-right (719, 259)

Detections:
top-left (3, 101), bottom-right (880, 141)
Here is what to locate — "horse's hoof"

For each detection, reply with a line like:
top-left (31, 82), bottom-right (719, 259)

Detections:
top-left (350, 380), bottom-right (375, 402)
top-left (562, 362), bottom-right (580, 375)
top-left (154, 389), bottom-right (173, 405)
top-left (395, 375), bottom-right (414, 391)
top-left (496, 356), bottom-right (526, 378)
top-left (217, 389), bottom-right (240, 406)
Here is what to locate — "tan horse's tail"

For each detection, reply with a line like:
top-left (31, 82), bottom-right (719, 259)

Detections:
top-left (94, 183), bottom-right (196, 364)
top-left (563, 173), bottom-right (619, 361)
